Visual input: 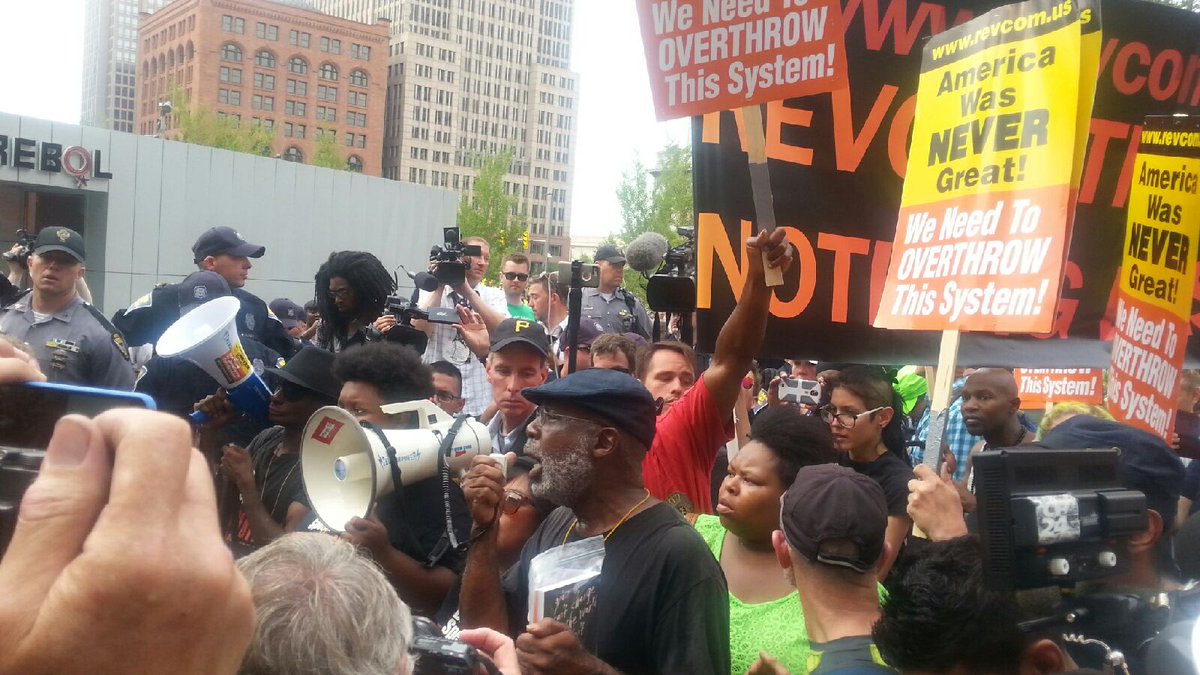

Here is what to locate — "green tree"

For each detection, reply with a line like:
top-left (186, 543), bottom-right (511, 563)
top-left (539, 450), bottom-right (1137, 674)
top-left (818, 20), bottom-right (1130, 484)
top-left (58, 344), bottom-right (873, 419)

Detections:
top-left (168, 88), bottom-right (275, 156)
top-left (311, 131), bottom-right (346, 170)
top-left (457, 148), bottom-right (528, 284)
top-left (614, 142), bottom-right (693, 305)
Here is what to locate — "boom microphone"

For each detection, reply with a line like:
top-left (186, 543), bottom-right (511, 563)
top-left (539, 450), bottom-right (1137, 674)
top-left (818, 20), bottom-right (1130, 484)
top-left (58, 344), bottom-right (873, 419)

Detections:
top-left (626, 232), bottom-right (670, 273)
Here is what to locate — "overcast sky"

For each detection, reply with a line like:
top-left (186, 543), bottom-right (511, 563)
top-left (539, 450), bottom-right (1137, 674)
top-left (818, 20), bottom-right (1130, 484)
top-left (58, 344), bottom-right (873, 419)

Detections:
top-left (0, 1), bottom-right (687, 239)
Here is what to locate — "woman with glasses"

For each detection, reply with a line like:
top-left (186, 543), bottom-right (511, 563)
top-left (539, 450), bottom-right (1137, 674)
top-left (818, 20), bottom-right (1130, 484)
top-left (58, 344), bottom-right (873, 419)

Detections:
top-left (821, 365), bottom-right (914, 580)
top-left (438, 456), bottom-right (554, 638)
top-left (690, 407), bottom-right (837, 674)
top-left (194, 346), bottom-right (341, 554)
top-left (313, 250), bottom-right (396, 353)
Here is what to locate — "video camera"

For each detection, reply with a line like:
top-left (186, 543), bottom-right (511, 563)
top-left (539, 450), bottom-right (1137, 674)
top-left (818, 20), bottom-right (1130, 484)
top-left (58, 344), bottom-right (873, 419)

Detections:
top-left (427, 227), bottom-right (482, 289)
top-left (2, 229), bottom-right (36, 268)
top-left (646, 226), bottom-right (696, 314)
top-left (974, 446), bottom-right (1197, 673)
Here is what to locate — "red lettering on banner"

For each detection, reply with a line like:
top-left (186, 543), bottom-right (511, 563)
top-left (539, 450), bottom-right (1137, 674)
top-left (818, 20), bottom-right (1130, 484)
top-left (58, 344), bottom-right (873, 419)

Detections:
top-left (1097, 38), bottom-right (1200, 105)
top-left (888, 94), bottom-right (917, 177)
top-left (870, 239), bottom-right (893, 322)
top-left (697, 213), bottom-right (751, 308)
top-left (1033, 261), bottom-right (1082, 340)
top-left (832, 86), bottom-right (897, 172)
top-left (1112, 42), bottom-right (1151, 96)
top-left (1149, 50), bottom-right (1184, 101)
top-left (1113, 124), bottom-right (1142, 210)
top-left (771, 227), bottom-right (819, 318)
top-left (817, 232), bottom-right (871, 322)
top-left (768, 102), bottom-right (815, 166)
top-left (842, 0), bottom-right (968, 56)
top-left (1079, 119), bottom-right (1130, 207)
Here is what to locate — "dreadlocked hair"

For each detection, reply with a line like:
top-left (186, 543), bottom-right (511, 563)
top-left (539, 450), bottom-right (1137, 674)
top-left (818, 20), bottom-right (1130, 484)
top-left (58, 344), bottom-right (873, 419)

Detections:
top-left (314, 250), bottom-right (396, 350)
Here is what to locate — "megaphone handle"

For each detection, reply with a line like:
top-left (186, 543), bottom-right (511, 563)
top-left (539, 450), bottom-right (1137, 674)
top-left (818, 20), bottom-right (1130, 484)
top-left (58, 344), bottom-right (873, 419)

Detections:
top-left (190, 409), bottom-right (210, 425)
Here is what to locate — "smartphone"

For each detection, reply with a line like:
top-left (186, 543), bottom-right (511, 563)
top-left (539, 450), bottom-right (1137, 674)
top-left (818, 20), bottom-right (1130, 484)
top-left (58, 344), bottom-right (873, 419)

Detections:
top-left (557, 261), bottom-right (600, 288)
top-left (0, 382), bottom-right (155, 557)
top-left (779, 378), bottom-right (821, 406)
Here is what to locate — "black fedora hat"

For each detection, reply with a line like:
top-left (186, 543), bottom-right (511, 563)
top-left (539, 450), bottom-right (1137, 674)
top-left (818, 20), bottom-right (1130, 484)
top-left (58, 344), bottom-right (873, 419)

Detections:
top-left (265, 346), bottom-right (341, 401)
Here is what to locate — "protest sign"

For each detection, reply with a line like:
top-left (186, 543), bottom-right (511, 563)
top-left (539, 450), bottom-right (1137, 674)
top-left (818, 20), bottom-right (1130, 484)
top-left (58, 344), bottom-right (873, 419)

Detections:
top-left (872, 0), bottom-right (1095, 333)
top-left (693, 0), bottom-right (1200, 365)
top-left (1014, 368), bottom-right (1104, 408)
top-left (1107, 116), bottom-right (1200, 441)
top-left (636, 0), bottom-right (849, 120)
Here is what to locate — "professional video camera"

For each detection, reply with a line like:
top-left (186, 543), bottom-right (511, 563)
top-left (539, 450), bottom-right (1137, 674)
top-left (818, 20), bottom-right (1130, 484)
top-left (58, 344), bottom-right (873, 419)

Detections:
top-left (646, 226), bottom-right (697, 315)
top-left (2, 229), bottom-right (36, 268)
top-left (364, 295), bottom-right (458, 355)
top-left (424, 227), bottom-right (482, 289)
top-left (974, 447), bottom-right (1199, 674)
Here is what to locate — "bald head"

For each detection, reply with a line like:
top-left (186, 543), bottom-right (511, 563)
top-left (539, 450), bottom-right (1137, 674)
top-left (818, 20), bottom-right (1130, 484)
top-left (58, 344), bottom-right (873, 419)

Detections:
top-left (960, 368), bottom-right (1020, 440)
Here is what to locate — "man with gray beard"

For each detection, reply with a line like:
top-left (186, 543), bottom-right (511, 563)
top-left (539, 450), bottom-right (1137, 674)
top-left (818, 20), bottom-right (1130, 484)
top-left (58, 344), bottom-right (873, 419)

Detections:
top-left (458, 368), bottom-right (730, 674)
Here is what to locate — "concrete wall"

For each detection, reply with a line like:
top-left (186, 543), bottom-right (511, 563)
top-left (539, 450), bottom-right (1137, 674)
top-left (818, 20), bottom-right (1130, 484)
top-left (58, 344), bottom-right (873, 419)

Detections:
top-left (0, 112), bottom-right (456, 315)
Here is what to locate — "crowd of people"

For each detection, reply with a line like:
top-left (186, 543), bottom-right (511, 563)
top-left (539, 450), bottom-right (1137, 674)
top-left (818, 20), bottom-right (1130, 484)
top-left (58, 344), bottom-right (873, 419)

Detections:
top-left (3, 224), bottom-right (1200, 675)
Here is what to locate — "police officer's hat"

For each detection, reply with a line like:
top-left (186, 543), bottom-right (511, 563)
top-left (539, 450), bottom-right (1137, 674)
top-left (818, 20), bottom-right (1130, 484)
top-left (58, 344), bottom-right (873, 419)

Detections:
top-left (32, 227), bottom-right (85, 263)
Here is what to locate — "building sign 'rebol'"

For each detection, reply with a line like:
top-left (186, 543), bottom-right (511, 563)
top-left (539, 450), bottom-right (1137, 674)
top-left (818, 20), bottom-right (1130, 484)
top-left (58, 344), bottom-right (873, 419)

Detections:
top-left (0, 135), bottom-right (113, 188)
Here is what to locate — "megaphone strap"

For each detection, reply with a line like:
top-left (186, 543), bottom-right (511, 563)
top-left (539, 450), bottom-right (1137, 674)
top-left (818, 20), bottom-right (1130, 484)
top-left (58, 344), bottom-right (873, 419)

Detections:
top-left (435, 415), bottom-right (473, 555)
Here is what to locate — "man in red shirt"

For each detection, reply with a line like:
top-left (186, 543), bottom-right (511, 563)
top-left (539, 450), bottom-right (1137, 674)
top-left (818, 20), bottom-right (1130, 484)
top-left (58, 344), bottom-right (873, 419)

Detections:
top-left (638, 229), bottom-right (793, 513)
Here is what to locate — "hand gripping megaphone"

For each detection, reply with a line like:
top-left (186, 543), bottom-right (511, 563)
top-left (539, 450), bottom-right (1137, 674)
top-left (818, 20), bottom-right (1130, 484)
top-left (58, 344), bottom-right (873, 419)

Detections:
top-left (155, 295), bottom-right (272, 424)
top-left (300, 400), bottom-right (499, 532)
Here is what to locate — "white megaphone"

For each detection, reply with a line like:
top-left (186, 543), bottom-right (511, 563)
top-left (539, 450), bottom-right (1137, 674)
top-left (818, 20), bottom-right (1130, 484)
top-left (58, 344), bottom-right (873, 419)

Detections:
top-left (300, 400), bottom-right (500, 531)
top-left (155, 295), bottom-right (272, 424)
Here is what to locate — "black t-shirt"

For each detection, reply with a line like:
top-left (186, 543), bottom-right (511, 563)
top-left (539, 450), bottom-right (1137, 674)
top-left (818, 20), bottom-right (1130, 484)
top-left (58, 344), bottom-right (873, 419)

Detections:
top-left (376, 476), bottom-right (473, 573)
top-left (229, 427), bottom-right (307, 551)
top-left (502, 502), bottom-right (730, 675)
top-left (298, 474), bottom-right (471, 579)
top-left (843, 451), bottom-right (914, 517)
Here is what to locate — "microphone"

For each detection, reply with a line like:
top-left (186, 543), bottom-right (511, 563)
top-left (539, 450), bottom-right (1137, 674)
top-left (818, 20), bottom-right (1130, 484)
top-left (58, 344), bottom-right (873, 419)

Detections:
top-left (626, 232), bottom-right (670, 274)
top-left (400, 265), bottom-right (439, 292)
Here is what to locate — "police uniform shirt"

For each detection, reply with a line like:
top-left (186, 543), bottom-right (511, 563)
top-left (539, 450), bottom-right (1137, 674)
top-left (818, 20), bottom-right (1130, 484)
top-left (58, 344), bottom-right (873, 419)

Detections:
top-left (115, 284), bottom-right (296, 360)
top-left (581, 287), bottom-right (651, 339)
top-left (0, 294), bottom-right (135, 390)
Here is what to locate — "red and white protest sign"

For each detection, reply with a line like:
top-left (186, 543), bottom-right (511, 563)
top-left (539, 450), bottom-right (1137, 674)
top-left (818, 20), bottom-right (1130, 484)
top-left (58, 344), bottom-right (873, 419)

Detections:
top-left (1014, 369), bottom-right (1103, 409)
top-left (635, 0), bottom-right (848, 120)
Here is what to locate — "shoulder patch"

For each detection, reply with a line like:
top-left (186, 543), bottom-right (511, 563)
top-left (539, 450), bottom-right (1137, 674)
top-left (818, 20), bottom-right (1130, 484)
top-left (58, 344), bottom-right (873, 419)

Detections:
top-left (126, 292), bottom-right (154, 312)
top-left (82, 303), bottom-right (133, 363)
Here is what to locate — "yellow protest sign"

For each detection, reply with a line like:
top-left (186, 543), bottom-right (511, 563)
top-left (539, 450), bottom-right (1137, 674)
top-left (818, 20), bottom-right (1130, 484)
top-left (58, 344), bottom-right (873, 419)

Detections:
top-left (874, 0), bottom-right (1097, 333)
top-left (1107, 116), bottom-right (1200, 441)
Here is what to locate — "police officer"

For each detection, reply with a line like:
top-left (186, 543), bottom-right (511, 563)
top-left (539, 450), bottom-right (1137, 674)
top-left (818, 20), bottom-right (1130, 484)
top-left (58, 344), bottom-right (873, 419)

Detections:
top-left (0, 227), bottom-right (135, 390)
top-left (113, 226), bottom-right (295, 364)
top-left (137, 270), bottom-right (282, 446)
top-left (582, 244), bottom-right (651, 339)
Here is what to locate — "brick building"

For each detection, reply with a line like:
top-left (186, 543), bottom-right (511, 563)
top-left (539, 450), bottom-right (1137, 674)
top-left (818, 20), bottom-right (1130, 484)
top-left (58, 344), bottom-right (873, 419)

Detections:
top-left (311, 0), bottom-right (579, 272)
top-left (136, 0), bottom-right (390, 175)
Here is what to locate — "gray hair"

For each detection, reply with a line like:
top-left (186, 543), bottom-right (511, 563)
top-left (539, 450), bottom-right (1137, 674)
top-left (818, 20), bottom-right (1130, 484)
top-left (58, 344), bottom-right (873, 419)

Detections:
top-left (236, 533), bottom-right (413, 675)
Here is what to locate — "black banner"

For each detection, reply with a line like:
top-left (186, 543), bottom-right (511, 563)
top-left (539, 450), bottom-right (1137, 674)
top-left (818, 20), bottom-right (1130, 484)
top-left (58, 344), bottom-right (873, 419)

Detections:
top-left (694, 0), bottom-right (1200, 366)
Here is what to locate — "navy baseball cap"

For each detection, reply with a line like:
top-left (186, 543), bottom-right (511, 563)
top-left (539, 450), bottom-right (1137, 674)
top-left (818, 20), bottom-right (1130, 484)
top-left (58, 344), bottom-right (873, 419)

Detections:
top-left (192, 226), bottom-right (265, 262)
top-left (522, 368), bottom-right (657, 448)
top-left (32, 226), bottom-right (85, 263)
top-left (491, 318), bottom-right (551, 357)
top-left (594, 244), bottom-right (625, 264)
top-left (269, 298), bottom-right (305, 329)
top-left (781, 464), bottom-right (888, 574)
top-left (265, 346), bottom-right (340, 400)
top-left (1040, 415), bottom-right (1186, 530)
top-left (178, 271), bottom-right (231, 315)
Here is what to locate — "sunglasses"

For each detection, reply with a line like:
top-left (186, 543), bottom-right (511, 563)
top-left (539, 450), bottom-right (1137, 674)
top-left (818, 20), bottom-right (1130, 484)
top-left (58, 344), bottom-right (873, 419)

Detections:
top-left (273, 381), bottom-right (311, 402)
top-left (502, 272), bottom-right (530, 282)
